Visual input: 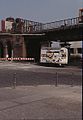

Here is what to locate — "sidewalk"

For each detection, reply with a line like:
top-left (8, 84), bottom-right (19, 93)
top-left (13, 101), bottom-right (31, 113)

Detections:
top-left (0, 85), bottom-right (82, 120)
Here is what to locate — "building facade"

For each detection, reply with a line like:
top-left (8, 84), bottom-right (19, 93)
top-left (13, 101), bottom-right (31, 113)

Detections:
top-left (69, 41), bottom-right (82, 58)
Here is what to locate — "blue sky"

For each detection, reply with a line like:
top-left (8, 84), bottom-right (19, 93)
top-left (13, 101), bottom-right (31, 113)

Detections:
top-left (0, 0), bottom-right (82, 23)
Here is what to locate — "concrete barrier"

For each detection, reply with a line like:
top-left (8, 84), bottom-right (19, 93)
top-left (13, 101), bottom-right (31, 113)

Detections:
top-left (0, 57), bottom-right (35, 61)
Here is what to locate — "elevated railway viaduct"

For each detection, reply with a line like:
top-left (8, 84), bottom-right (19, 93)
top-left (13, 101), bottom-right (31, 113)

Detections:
top-left (0, 17), bottom-right (83, 62)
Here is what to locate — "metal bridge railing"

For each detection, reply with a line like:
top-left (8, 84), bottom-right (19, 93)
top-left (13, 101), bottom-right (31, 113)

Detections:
top-left (32, 17), bottom-right (80, 32)
top-left (0, 17), bottom-right (81, 34)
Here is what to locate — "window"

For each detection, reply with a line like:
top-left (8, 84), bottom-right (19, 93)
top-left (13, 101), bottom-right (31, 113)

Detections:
top-left (77, 48), bottom-right (82, 53)
top-left (70, 48), bottom-right (74, 54)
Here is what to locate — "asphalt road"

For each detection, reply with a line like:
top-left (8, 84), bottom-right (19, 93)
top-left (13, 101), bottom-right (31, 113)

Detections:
top-left (0, 62), bottom-right (82, 120)
top-left (0, 62), bottom-right (82, 87)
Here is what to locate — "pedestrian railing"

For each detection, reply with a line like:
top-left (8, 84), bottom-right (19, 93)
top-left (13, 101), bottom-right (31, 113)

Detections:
top-left (0, 63), bottom-right (81, 88)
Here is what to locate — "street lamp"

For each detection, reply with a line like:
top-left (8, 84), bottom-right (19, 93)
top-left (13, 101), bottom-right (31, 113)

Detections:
top-left (11, 40), bottom-right (14, 62)
top-left (5, 45), bottom-right (8, 61)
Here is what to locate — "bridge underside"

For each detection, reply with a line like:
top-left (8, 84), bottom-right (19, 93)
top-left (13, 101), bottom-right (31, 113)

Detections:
top-left (0, 24), bottom-right (82, 63)
top-left (40, 24), bottom-right (83, 42)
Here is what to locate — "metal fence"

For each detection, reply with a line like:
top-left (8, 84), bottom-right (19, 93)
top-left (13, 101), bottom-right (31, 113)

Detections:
top-left (0, 17), bottom-right (81, 34)
top-left (31, 17), bottom-right (80, 32)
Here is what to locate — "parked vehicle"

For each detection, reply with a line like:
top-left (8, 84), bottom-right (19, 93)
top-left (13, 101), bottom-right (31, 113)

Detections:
top-left (40, 47), bottom-right (68, 66)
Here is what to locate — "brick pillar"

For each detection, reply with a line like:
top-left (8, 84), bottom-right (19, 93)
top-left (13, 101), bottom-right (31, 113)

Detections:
top-left (12, 35), bottom-right (27, 58)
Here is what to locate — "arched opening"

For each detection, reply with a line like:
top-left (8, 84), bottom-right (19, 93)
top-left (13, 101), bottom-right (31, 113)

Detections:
top-left (6, 41), bottom-right (12, 58)
top-left (24, 37), bottom-right (41, 62)
top-left (0, 42), bottom-right (4, 58)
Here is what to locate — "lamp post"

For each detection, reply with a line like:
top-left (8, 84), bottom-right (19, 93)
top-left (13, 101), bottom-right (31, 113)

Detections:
top-left (5, 45), bottom-right (8, 61)
top-left (11, 40), bottom-right (14, 62)
top-left (11, 49), bottom-right (13, 61)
